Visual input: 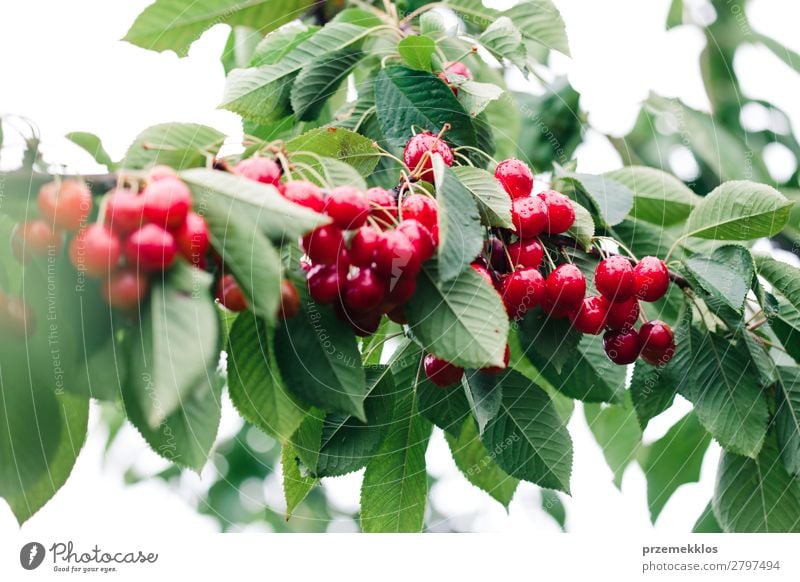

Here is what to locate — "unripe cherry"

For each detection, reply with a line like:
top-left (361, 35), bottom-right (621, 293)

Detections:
top-left (603, 329), bottom-right (641, 365)
top-left (141, 177), bottom-right (192, 230)
top-left (633, 256), bottom-right (670, 302)
top-left (501, 268), bottom-right (545, 320)
top-left (511, 196), bottom-right (548, 239)
top-left (537, 190), bottom-right (575, 234)
top-left (605, 297), bottom-right (640, 331)
top-left (282, 180), bottom-right (325, 213)
top-left (235, 157), bottom-right (281, 186)
top-left (366, 187), bottom-right (398, 227)
top-left (38, 179), bottom-right (93, 231)
top-left (124, 224), bottom-right (178, 272)
top-left (325, 186), bottom-right (370, 230)
top-left (595, 255), bottom-right (635, 302)
top-left (639, 320), bottom-right (676, 365)
top-left (301, 224), bottom-right (345, 265)
top-left (69, 224), bottom-right (122, 277)
top-left (102, 269), bottom-right (149, 310)
top-left (278, 279), bottom-right (300, 319)
top-left (403, 132), bottom-right (453, 182)
top-left (400, 194), bottom-right (438, 233)
top-left (544, 264), bottom-right (586, 312)
top-left (424, 354), bottom-right (464, 388)
top-left (507, 239), bottom-right (543, 269)
top-left (344, 268), bottom-right (386, 312)
top-left (216, 274), bottom-right (248, 312)
top-left (174, 212), bottom-right (210, 267)
top-left (104, 188), bottom-right (144, 235)
top-left (494, 159), bottom-right (533, 199)
top-left (570, 296), bottom-right (610, 335)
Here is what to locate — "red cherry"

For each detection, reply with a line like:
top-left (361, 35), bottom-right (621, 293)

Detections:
top-left (541, 295), bottom-right (572, 319)
top-left (603, 329), bottom-right (641, 365)
top-left (101, 269), bottom-right (149, 310)
top-left (595, 255), bottom-right (635, 302)
top-left (400, 194), bottom-right (438, 233)
top-left (373, 230), bottom-right (421, 279)
top-left (507, 239), bottom-right (543, 269)
top-left (438, 61), bottom-right (472, 95)
top-left (511, 196), bottom-right (548, 239)
top-left (301, 224), bottom-right (345, 265)
top-left (141, 177), bottom-right (192, 230)
top-left (570, 296), bottom-right (609, 335)
top-left (124, 224), bottom-right (178, 272)
top-left (544, 264), bottom-right (586, 312)
top-left (174, 212), bottom-right (210, 267)
top-left (366, 187), bottom-right (398, 227)
top-left (235, 157), bottom-right (281, 186)
top-left (338, 307), bottom-right (382, 337)
top-left (344, 268), bottom-right (387, 312)
top-left (501, 268), bottom-right (545, 320)
top-left (403, 132), bottom-right (453, 181)
top-left (471, 262), bottom-right (493, 285)
top-left (605, 296), bottom-right (640, 331)
top-left (69, 225), bottom-right (122, 277)
top-left (148, 165), bottom-right (178, 182)
top-left (639, 320), bottom-right (676, 365)
top-left (424, 354), bottom-right (464, 388)
top-left (104, 189), bottom-right (144, 235)
top-left (38, 179), bottom-right (93, 231)
top-left (216, 274), bottom-right (248, 312)
top-left (349, 226), bottom-right (381, 267)
top-left (307, 264), bottom-right (345, 305)
top-left (387, 305), bottom-right (407, 324)
top-left (12, 220), bottom-right (61, 262)
top-left (537, 190), bottom-right (575, 234)
top-left (482, 344), bottom-right (510, 374)
top-left (396, 219), bottom-right (436, 262)
top-left (282, 180), bottom-right (325, 213)
top-left (494, 159), bottom-right (533, 199)
top-left (633, 256), bottom-right (670, 302)
top-left (278, 279), bottom-right (300, 319)
top-left (324, 186), bottom-right (370, 230)
top-left (386, 273), bottom-right (417, 305)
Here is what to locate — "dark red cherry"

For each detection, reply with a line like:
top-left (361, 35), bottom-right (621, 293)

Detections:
top-left (605, 297), bottom-right (640, 331)
top-left (424, 354), bottom-right (464, 388)
top-left (344, 268), bottom-right (386, 312)
top-left (603, 329), bottom-right (641, 365)
top-left (307, 264), bottom-right (345, 305)
top-left (301, 224), bottom-right (345, 265)
top-left (349, 226), bottom-right (381, 267)
top-left (639, 320), bottom-right (676, 365)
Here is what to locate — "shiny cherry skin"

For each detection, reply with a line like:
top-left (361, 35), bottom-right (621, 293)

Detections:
top-left (395, 219), bottom-right (436, 262)
top-left (386, 273), bottom-right (417, 305)
top-left (633, 256), bottom-right (670, 302)
top-left (104, 188), bottom-right (144, 235)
top-left (349, 226), bottom-right (381, 267)
top-left (403, 132), bottom-right (453, 182)
top-left (344, 268), bottom-right (386, 312)
top-left (489, 237), bottom-right (510, 273)
top-left (339, 306), bottom-right (382, 337)
top-left (507, 238), bottom-right (543, 269)
top-left (494, 159), bottom-right (533, 199)
top-left (537, 190), bottom-right (575, 234)
top-left (301, 224), bottom-right (345, 265)
top-left (216, 274), bottom-right (248, 312)
top-left (366, 187), bottom-right (398, 227)
top-left (69, 225), bottom-right (122, 277)
top-left (373, 230), bottom-right (421, 279)
top-left (511, 196), bottom-right (548, 239)
top-left (282, 180), bottom-right (325, 213)
top-left (570, 296), bottom-right (610, 335)
top-left (605, 296), bottom-right (640, 331)
top-left (38, 179), bottom-right (92, 231)
top-left (307, 264), bottom-right (346, 305)
top-left (101, 269), bottom-right (149, 310)
top-left (544, 264), bottom-right (586, 312)
top-left (424, 354), bottom-right (464, 388)
top-left (235, 157), bottom-right (281, 186)
top-left (501, 268), bottom-right (545, 320)
top-left (400, 194), bottom-right (438, 233)
top-left (482, 344), bottom-right (511, 374)
top-left (278, 279), bottom-right (301, 319)
top-left (174, 212), bottom-right (210, 267)
top-left (470, 262), bottom-right (493, 285)
top-left (141, 177), bottom-right (192, 230)
top-left (603, 329), bottom-right (641, 365)
top-left (12, 220), bottom-right (61, 262)
top-left (595, 255), bottom-right (635, 302)
top-left (639, 320), bottom-right (676, 365)
top-left (324, 186), bottom-right (370, 230)
top-left (124, 224), bottom-right (178, 272)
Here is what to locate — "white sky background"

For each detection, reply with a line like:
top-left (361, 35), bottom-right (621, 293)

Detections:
top-left (1, 0), bottom-right (799, 534)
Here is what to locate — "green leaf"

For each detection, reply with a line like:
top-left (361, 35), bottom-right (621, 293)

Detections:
top-left (584, 401), bottom-right (642, 488)
top-left (518, 310), bottom-right (582, 375)
top-left (285, 127), bottom-right (380, 176)
top-left (540, 489), bottom-right (567, 530)
top-left (463, 371), bottom-right (503, 434)
top-left (640, 413), bottom-right (711, 523)
top-left (417, 374), bottom-right (471, 436)
top-left (451, 166), bottom-right (512, 228)
top-left (122, 123), bottom-right (224, 170)
top-left (124, 0), bottom-right (314, 57)
top-left (445, 418), bottom-right (519, 508)
top-left (566, 199), bottom-right (595, 251)
top-left (291, 48), bottom-right (363, 121)
top-left (456, 81), bottom-right (504, 117)
top-left (479, 17), bottom-right (526, 69)
top-left (775, 366), bottom-right (800, 476)
top-left (65, 131), bottom-right (115, 169)
top-left (406, 261), bottom-right (509, 369)
top-left (420, 12), bottom-right (445, 36)
top-left (250, 23), bottom-right (319, 67)
top-left (605, 165), bottom-right (699, 225)
top-left (666, 0), bottom-right (684, 28)
top-left (374, 66), bottom-right (477, 152)
top-left (360, 384), bottom-right (433, 533)
top-left (557, 170), bottom-right (634, 226)
top-left (433, 159), bottom-right (484, 281)
top-left (693, 501), bottom-right (722, 532)
top-left (756, 256), bottom-right (800, 311)
top-left (220, 26), bottom-right (261, 74)
top-left (683, 245), bottom-right (754, 313)
top-left (281, 443), bottom-right (318, 519)
top-left (480, 370), bottom-right (573, 492)
top-left (398, 35), bottom-right (436, 71)
top-left (758, 33), bottom-right (800, 76)
top-left (713, 435), bottom-right (800, 532)
top-left (771, 300), bottom-right (800, 362)
top-left (685, 181), bottom-right (793, 240)
top-left (227, 315), bottom-right (306, 442)
top-left (290, 154), bottom-right (366, 190)
top-left (629, 359), bottom-right (677, 430)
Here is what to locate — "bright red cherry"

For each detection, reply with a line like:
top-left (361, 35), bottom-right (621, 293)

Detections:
top-left (12, 220), bottom-right (61, 262)
top-left (482, 344), bottom-right (510, 374)
top-left (301, 224), bottom-right (345, 265)
top-left (38, 179), bottom-right (93, 231)
top-left (344, 268), bottom-right (386, 312)
top-left (324, 186), bottom-right (370, 230)
top-left (424, 354), bottom-right (464, 388)
top-left (278, 279), bottom-right (300, 319)
top-left (595, 256), bottom-right (635, 302)
top-left (396, 219), bottom-right (436, 262)
top-left (603, 329), bottom-right (641, 365)
top-left (349, 226), bottom-right (380, 267)
top-left (544, 264), bottom-right (586, 312)
top-left (633, 256), bottom-right (670, 302)
top-left (570, 296), bottom-right (610, 335)
top-left (507, 239), bottom-right (543, 269)
top-left (104, 188), bottom-right (144, 235)
top-left (101, 269), bottom-right (149, 310)
top-left (124, 224), bottom-right (178, 272)
top-left (174, 212), bottom-right (210, 267)
top-left (69, 225), bottom-right (122, 277)
top-left (501, 268), bottom-right (545, 320)
top-left (494, 159), bottom-right (533, 199)
top-left (386, 273), bottom-right (417, 305)
top-left (235, 157), bottom-right (281, 186)
top-left (366, 187), bottom-right (398, 227)
top-left (605, 296), bottom-right (640, 331)
top-left (216, 274), bottom-right (248, 312)
top-left (307, 264), bottom-right (345, 305)
top-left (511, 196), bottom-right (548, 239)
top-left (282, 180), bottom-right (325, 213)
top-left (471, 262), bottom-right (493, 285)
top-left (639, 320), bottom-right (676, 365)
top-left (141, 177), bottom-right (192, 230)
top-left (400, 194), bottom-right (438, 233)
top-left (403, 132), bottom-right (453, 182)
top-left (538, 190), bottom-right (575, 234)
top-left (373, 230), bottom-right (421, 279)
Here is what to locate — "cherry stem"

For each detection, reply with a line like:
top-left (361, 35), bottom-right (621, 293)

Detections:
top-left (595, 235), bottom-right (639, 262)
top-left (748, 319), bottom-right (768, 331)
